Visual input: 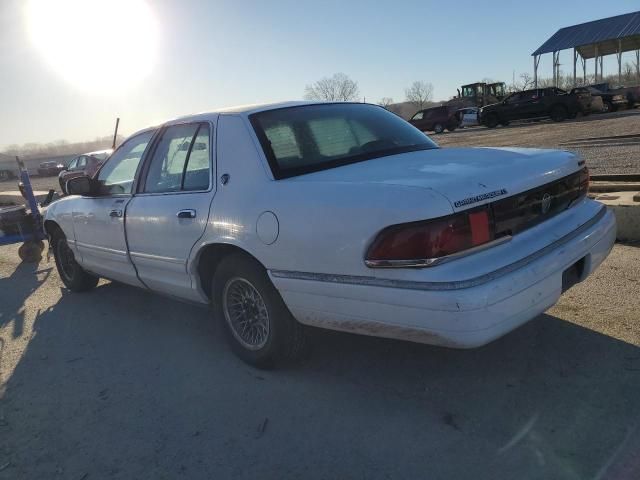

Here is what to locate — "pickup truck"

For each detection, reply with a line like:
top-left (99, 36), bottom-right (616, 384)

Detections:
top-left (479, 87), bottom-right (592, 128)
top-left (44, 101), bottom-right (616, 367)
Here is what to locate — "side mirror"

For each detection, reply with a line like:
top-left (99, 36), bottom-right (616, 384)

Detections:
top-left (66, 176), bottom-right (94, 196)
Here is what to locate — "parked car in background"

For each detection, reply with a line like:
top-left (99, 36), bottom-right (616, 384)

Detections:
top-left (409, 105), bottom-right (459, 133)
top-left (59, 149), bottom-right (112, 194)
top-left (592, 82), bottom-right (640, 109)
top-left (479, 87), bottom-right (592, 128)
top-left (38, 160), bottom-right (66, 176)
top-left (586, 85), bottom-right (627, 112)
top-left (570, 87), bottom-right (604, 112)
top-left (457, 107), bottom-right (480, 128)
top-left (44, 101), bottom-right (615, 367)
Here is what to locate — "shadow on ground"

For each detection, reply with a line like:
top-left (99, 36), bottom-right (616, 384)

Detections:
top-left (1, 272), bottom-right (639, 479)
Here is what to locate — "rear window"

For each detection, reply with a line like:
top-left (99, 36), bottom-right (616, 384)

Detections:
top-left (250, 103), bottom-right (437, 179)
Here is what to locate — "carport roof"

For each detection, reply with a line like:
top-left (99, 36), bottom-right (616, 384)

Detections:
top-left (532, 11), bottom-right (640, 59)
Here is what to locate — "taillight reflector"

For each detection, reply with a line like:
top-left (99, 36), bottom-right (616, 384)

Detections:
top-left (366, 208), bottom-right (496, 266)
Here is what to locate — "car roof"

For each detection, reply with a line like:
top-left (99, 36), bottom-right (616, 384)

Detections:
top-left (130, 101), bottom-right (377, 137)
top-left (167, 101), bottom-right (329, 124)
top-left (84, 149), bottom-right (113, 156)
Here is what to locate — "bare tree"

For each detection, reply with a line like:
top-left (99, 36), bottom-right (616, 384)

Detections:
top-left (405, 81), bottom-right (434, 110)
top-left (378, 97), bottom-right (394, 109)
top-left (304, 73), bottom-right (360, 102)
top-left (508, 73), bottom-right (534, 92)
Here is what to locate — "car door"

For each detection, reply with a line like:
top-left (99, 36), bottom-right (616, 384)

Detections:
top-left (71, 130), bottom-right (156, 286)
top-left (501, 92), bottom-right (524, 120)
top-left (125, 121), bottom-right (215, 301)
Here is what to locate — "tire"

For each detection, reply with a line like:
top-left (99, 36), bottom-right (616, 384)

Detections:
top-left (484, 114), bottom-right (499, 128)
top-left (52, 232), bottom-right (99, 292)
top-left (603, 101), bottom-right (613, 113)
top-left (550, 105), bottom-right (567, 122)
top-left (212, 253), bottom-right (306, 368)
top-left (433, 123), bottom-right (444, 134)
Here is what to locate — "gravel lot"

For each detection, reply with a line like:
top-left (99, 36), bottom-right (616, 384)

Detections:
top-left (437, 110), bottom-right (640, 174)
top-left (1, 243), bottom-right (639, 479)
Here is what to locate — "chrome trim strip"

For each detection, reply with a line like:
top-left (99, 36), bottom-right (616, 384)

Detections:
top-left (75, 241), bottom-right (127, 256)
top-left (129, 251), bottom-right (185, 264)
top-left (271, 206), bottom-right (608, 292)
top-left (364, 235), bottom-right (512, 268)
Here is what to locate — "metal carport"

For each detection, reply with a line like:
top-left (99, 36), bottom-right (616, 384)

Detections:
top-left (532, 11), bottom-right (640, 88)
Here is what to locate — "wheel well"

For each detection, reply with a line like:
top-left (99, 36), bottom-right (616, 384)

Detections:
top-left (43, 220), bottom-right (63, 243)
top-left (196, 243), bottom-right (263, 300)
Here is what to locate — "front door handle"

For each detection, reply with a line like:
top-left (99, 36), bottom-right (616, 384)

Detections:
top-left (177, 209), bottom-right (196, 219)
top-left (109, 209), bottom-right (123, 218)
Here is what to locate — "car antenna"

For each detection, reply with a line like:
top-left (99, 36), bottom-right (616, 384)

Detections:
top-left (112, 117), bottom-right (120, 150)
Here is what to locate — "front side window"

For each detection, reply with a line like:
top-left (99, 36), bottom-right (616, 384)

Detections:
top-left (96, 130), bottom-right (154, 195)
top-left (143, 123), bottom-right (211, 193)
top-left (250, 104), bottom-right (437, 179)
top-left (411, 111), bottom-right (424, 120)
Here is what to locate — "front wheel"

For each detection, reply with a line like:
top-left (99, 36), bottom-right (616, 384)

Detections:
top-left (52, 232), bottom-right (99, 292)
top-left (433, 123), bottom-right (444, 134)
top-left (484, 114), bottom-right (499, 128)
top-left (213, 254), bottom-right (306, 368)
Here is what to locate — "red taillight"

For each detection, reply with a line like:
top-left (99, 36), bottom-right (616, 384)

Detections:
top-left (366, 209), bottom-right (495, 266)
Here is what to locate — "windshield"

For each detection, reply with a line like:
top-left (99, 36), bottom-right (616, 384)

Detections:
top-left (250, 103), bottom-right (437, 179)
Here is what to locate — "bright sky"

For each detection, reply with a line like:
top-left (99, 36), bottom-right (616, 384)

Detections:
top-left (1, 0), bottom-right (638, 149)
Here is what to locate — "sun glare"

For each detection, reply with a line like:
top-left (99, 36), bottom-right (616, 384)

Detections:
top-left (27, 0), bottom-right (159, 92)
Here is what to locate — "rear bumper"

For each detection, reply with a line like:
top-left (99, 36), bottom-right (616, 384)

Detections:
top-left (271, 207), bottom-right (616, 348)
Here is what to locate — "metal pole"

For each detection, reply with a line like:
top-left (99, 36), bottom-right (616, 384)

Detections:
top-left (636, 50), bottom-right (639, 81)
top-left (617, 40), bottom-right (622, 84)
top-left (599, 56), bottom-right (604, 83)
top-left (533, 55), bottom-right (538, 89)
top-left (594, 45), bottom-right (599, 83)
top-left (582, 56), bottom-right (587, 84)
top-left (112, 117), bottom-right (120, 150)
top-left (573, 48), bottom-right (577, 87)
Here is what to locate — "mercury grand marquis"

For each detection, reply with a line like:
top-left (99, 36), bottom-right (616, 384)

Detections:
top-left (44, 102), bottom-right (616, 367)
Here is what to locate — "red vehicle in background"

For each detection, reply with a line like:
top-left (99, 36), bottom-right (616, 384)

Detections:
top-left (408, 105), bottom-right (460, 134)
top-left (58, 149), bottom-right (112, 194)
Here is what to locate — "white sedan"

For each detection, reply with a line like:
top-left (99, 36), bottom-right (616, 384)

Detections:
top-left (44, 102), bottom-right (616, 367)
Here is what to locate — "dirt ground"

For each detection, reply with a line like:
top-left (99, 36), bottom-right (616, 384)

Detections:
top-left (0, 242), bottom-right (639, 479)
top-left (437, 109), bottom-right (640, 174)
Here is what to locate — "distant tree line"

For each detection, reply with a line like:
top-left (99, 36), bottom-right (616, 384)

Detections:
top-left (1, 134), bottom-right (125, 160)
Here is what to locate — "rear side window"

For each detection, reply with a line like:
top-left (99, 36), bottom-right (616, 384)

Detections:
top-left (250, 103), bottom-right (437, 179)
top-left (143, 123), bottom-right (211, 193)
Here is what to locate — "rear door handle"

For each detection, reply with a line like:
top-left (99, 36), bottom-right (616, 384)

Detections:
top-left (109, 209), bottom-right (123, 218)
top-left (177, 209), bottom-right (196, 219)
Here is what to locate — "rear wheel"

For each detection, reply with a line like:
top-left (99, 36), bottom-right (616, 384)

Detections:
top-left (433, 123), bottom-right (444, 134)
top-left (52, 232), bottom-right (99, 292)
top-left (550, 105), bottom-right (567, 122)
top-left (213, 253), bottom-right (306, 368)
top-left (603, 101), bottom-right (614, 113)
